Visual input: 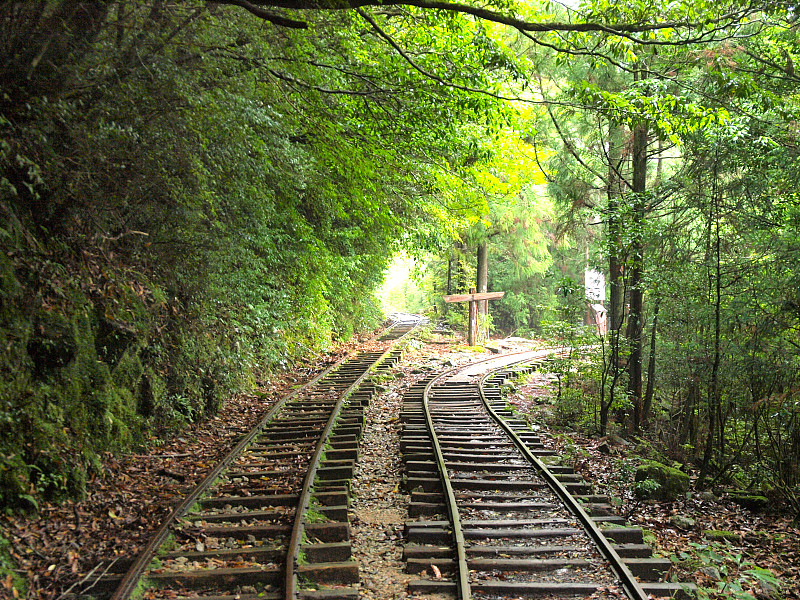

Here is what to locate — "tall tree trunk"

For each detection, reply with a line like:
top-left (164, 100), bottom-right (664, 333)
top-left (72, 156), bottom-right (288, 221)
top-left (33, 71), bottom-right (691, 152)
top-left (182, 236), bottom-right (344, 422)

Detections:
top-left (457, 243), bottom-right (469, 292)
top-left (603, 122), bottom-right (624, 436)
top-left (643, 297), bottom-right (659, 429)
top-left (447, 254), bottom-right (453, 294)
top-left (627, 67), bottom-right (648, 432)
top-left (626, 242), bottom-right (644, 431)
top-left (680, 375), bottom-right (700, 453)
top-left (477, 241), bottom-right (488, 342)
top-left (701, 158), bottom-right (723, 485)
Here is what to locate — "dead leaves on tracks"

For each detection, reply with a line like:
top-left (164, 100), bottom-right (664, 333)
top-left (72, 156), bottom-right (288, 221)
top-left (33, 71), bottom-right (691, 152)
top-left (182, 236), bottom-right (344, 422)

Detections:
top-left (0, 370), bottom-right (314, 600)
top-left (2, 335), bottom-right (433, 599)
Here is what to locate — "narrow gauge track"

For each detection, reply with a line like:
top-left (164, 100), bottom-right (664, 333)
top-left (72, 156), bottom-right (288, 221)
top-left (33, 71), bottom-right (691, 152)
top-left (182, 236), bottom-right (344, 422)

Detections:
top-left (81, 316), bottom-right (422, 600)
top-left (401, 351), bottom-right (692, 599)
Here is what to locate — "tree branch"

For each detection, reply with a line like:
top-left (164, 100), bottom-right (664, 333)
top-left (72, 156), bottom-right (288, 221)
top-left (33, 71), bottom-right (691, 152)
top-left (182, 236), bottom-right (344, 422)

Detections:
top-left (215, 0), bottom-right (764, 44)
top-left (209, 0), bottom-right (308, 28)
top-left (536, 72), bottom-right (608, 185)
top-left (266, 67), bottom-right (400, 96)
top-left (357, 8), bottom-right (549, 104)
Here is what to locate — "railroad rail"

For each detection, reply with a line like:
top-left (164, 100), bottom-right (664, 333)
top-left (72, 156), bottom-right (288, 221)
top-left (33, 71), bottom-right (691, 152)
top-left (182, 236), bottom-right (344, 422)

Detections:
top-left (400, 351), bottom-right (694, 599)
top-left (79, 316), bottom-right (422, 600)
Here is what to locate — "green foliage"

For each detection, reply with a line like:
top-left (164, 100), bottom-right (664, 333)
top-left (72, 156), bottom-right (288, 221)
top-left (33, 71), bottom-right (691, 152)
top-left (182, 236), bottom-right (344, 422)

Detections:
top-left (633, 476), bottom-right (662, 499)
top-left (552, 432), bottom-right (591, 469)
top-left (485, 189), bottom-right (561, 335)
top-left (0, 246), bottom-right (157, 508)
top-left (379, 255), bottom-right (429, 315)
top-left (600, 457), bottom-right (637, 510)
top-left (420, 147), bottom-right (561, 337)
top-left (537, 277), bottom-right (601, 428)
top-left (520, 0), bottom-right (800, 516)
top-left (305, 505), bottom-right (331, 524)
top-left (1, 0), bottom-right (797, 523)
top-left (0, 1), bottom-right (528, 510)
top-left (677, 541), bottom-right (784, 600)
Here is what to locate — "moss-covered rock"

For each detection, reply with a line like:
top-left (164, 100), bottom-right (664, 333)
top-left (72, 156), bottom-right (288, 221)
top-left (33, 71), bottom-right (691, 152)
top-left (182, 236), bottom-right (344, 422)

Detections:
top-left (0, 168), bottom-right (379, 512)
top-left (670, 514), bottom-right (696, 530)
top-left (728, 492), bottom-right (770, 512)
top-left (634, 460), bottom-right (690, 501)
top-left (27, 309), bottom-right (76, 375)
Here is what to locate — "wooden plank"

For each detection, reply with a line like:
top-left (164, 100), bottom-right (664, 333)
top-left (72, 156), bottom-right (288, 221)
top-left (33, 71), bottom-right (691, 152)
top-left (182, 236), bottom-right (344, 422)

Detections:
top-left (442, 291), bottom-right (505, 303)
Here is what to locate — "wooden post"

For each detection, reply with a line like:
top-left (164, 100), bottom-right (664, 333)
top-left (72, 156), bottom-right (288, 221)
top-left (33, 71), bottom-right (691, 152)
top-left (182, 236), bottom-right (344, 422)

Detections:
top-left (468, 287), bottom-right (478, 346)
top-left (442, 290), bottom-right (505, 346)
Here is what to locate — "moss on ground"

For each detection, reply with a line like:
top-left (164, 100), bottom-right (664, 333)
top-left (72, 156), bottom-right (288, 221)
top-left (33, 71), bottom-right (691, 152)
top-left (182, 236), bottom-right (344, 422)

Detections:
top-left (0, 535), bottom-right (26, 596)
top-left (728, 493), bottom-right (770, 512)
top-left (703, 530), bottom-right (742, 542)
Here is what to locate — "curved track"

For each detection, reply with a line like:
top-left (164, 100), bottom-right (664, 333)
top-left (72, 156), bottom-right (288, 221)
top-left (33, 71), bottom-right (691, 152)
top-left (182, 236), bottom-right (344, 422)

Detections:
top-left (81, 316), bottom-right (422, 600)
top-left (401, 351), bottom-right (692, 599)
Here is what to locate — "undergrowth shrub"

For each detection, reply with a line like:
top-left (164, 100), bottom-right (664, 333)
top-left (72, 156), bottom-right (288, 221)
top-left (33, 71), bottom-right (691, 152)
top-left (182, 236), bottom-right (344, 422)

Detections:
top-left (675, 541), bottom-right (783, 600)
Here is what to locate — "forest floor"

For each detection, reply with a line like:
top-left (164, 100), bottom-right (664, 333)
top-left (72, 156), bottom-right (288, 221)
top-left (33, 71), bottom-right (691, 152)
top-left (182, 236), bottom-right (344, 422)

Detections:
top-left (2, 332), bottom-right (798, 600)
top-left (507, 375), bottom-right (800, 600)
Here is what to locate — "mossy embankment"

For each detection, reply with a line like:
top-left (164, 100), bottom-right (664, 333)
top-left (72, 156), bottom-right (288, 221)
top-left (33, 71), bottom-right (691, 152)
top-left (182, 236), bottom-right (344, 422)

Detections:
top-left (0, 2), bottom-right (431, 516)
top-left (0, 224), bottom-right (377, 512)
top-left (0, 238), bottom-right (212, 509)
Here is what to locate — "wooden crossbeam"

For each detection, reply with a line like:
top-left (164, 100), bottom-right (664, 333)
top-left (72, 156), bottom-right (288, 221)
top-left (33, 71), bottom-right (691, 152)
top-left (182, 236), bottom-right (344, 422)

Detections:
top-left (442, 291), bottom-right (505, 303)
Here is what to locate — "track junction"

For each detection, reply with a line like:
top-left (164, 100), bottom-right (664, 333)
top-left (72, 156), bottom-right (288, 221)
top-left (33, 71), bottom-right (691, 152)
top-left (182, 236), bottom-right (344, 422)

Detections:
top-left (74, 317), bottom-right (693, 600)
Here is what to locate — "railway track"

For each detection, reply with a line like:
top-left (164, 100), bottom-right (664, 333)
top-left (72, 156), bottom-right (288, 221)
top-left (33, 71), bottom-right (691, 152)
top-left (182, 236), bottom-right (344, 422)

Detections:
top-left (400, 351), bottom-right (694, 599)
top-left (79, 316), bottom-right (422, 600)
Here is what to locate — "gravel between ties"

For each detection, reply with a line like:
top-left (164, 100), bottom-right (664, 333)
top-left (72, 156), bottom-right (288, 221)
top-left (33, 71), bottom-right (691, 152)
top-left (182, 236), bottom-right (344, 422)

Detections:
top-left (349, 366), bottom-right (417, 600)
top-left (350, 346), bottom-right (487, 600)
